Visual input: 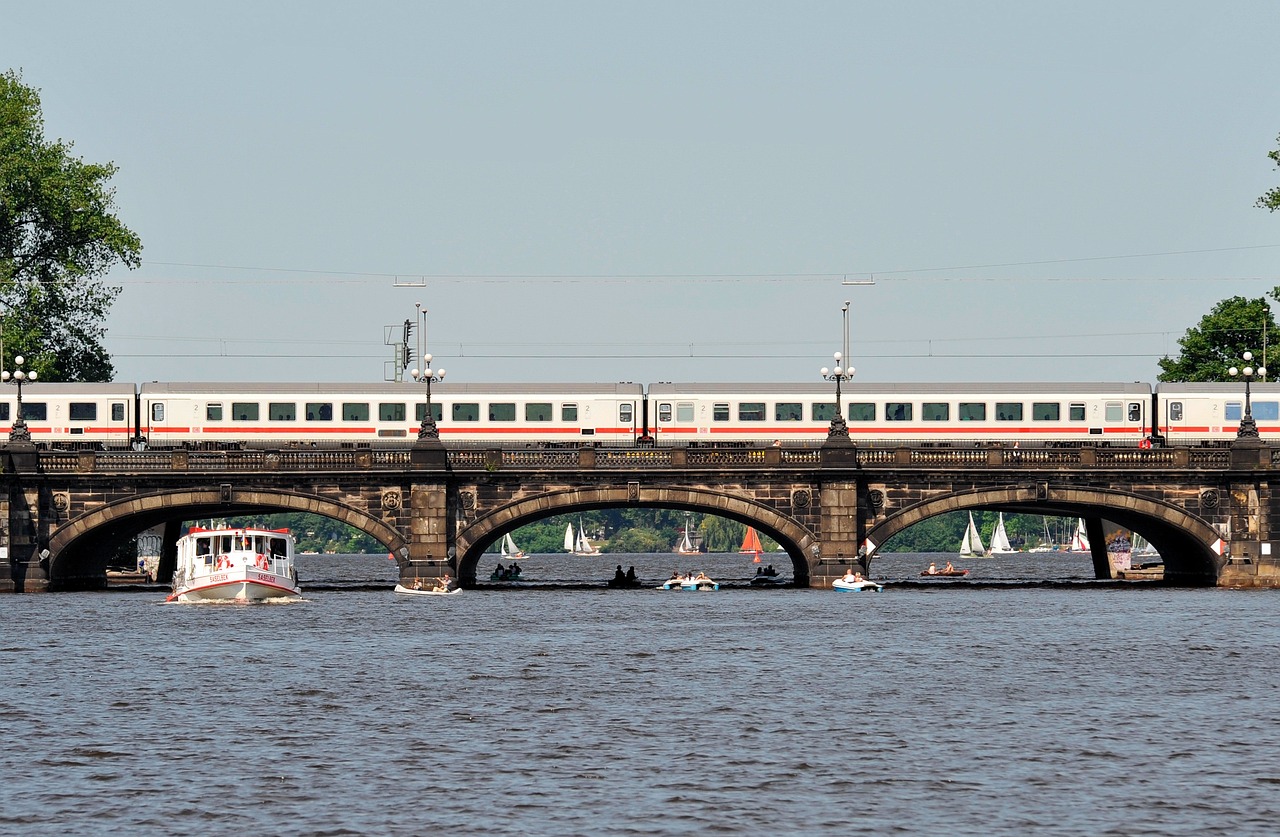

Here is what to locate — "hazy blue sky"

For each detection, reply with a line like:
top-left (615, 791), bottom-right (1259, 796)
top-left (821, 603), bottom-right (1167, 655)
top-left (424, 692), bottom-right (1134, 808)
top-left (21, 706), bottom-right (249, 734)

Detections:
top-left (4, 1), bottom-right (1279, 385)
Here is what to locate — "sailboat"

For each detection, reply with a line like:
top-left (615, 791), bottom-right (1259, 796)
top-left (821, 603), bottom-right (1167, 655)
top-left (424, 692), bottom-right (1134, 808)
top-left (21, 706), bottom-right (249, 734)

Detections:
top-left (1132, 533), bottom-right (1158, 558)
top-left (1027, 518), bottom-right (1055, 553)
top-left (987, 513), bottom-right (1017, 555)
top-left (676, 520), bottom-right (699, 555)
top-left (959, 512), bottom-right (985, 557)
top-left (1068, 519), bottom-right (1091, 553)
top-left (574, 519), bottom-right (601, 556)
top-left (500, 532), bottom-right (526, 561)
top-left (739, 526), bottom-right (764, 562)
top-left (564, 523), bottom-right (576, 554)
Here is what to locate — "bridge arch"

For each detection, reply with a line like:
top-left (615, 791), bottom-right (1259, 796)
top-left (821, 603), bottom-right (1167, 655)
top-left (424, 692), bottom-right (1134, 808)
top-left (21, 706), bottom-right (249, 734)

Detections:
top-left (47, 488), bottom-right (406, 589)
top-left (457, 486), bottom-right (817, 584)
top-left (863, 485), bottom-right (1223, 584)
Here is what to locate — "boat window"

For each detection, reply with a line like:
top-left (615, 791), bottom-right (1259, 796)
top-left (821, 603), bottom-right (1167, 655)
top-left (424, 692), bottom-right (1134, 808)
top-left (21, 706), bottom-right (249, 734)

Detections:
top-left (151, 402), bottom-right (164, 422)
top-left (922, 402), bottom-right (949, 421)
top-left (1033, 402), bottom-right (1060, 421)
top-left (1256, 401), bottom-right (1279, 420)
top-left (1069, 402), bottom-right (1086, 421)
top-left (526, 403), bottom-right (552, 421)
top-left (713, 403), bottom-right (730, 421)
top-left (232, 402), bottom-right (260, 421)
top-left (658, 402), bottom-right (672, 422)
top-left (306, 403), bottom-right (333, 421)
top-left (561, 403), bottom-right (578, 422)
top-left (196, 538), bottom-right (211, 556)
top-left (111, 402), bottom-right (126, 422)
top-left (452, 403), bottom-right (480, 422)
top-left (995, 402), bottom-right (1022, 421)
top-left (848, 403), bottom-right (875, 422)
top-left (415, 403), bottom-right (443, 421)
top-left (379, 403), bottom-right (406, 422)
top-left (69, 402), bottom-right (97, 421)
top-left (812, 402), bottom-right (836, 422)
top-left (1168, 401), bottom-right (1183, 421)
top-left (958, 403), bottom-right (985, 421)
top-left (1127, 402), bottom-right (1142, 422)
top-left (738, 402), bottom-right (766, 422)
top-left (206, 403), bottom-right (222, 421)
top-left (219, 535), bottom-right (232, 553)
top-left (1224, 401), bottom-right (1242, 421)
top-left (270, 402), bottom-right (297, 421)
top-left (776, 402), bottom-right (803, 421)
top-left (677, 402), bottom-right (694, 421)
top-left (343, 403), bottom-right (370, 421)
top-left (0, 403), bottom-right (8, 420)
top-left (489, 403), bottom-right (516, 421)
top-left (619, 403), bottom-right (634, 424)
top-left (885, 402), bottom-right (912, 422)
top-left (1105, 401), bottom-right (1123, 422)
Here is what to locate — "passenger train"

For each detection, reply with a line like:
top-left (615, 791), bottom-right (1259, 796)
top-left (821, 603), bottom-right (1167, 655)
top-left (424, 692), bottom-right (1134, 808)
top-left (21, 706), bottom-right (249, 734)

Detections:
top-left (0, 380), bottom-right (1275, 450)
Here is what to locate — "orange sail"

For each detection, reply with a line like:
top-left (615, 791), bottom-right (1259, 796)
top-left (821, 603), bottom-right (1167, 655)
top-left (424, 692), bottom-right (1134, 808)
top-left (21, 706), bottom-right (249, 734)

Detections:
top-left (739, 526), bottom-right (764, 561)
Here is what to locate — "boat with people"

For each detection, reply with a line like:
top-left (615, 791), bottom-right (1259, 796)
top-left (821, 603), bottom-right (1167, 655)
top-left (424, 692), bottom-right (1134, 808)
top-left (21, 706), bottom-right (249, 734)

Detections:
top-left (489, 563), bottom-right (523, 581)
top-left (659, 571), bottom-right (719, 591)
top-left (168, 525), bottom-right (302, 603)
top-left (500, 531), bottom-right (526, 561)
top-left (394, 577), bottom-right (462, 596)
top-left (607, 565), bottom-right (641, 588)
top-left (750, 565), bottom-right (785, 586)
top-left (920, 561), bottom-right (970, 577)
top-left (832, 573), bottom-right (883, 593)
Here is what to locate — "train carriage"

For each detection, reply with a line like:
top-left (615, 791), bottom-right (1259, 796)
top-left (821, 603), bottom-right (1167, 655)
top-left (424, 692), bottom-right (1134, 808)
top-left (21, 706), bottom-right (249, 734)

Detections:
top-left (647, 382), bottom-right (1152, 446)
top-left (138, 382), bottom-right (644, 448)
top-left (1155, 382), bottom-right (1280, 445)
top-left (0, 383), bottom-right (137, 449)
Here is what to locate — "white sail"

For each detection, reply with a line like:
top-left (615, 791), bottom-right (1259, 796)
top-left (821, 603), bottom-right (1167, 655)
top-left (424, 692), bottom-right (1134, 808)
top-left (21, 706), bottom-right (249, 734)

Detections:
top-left (503, 532), bottom-right (524, 560)
top-left (988, 513), bottom-right (1015, 554)
top-left (574, 519), bottom-right (600, 555)
top-left (960, 512), bottom-right (984, 557)
top-left (564, 523), bottom-right (576, 553)
top-left (677, 520), bottom-right (697, 554)
top-left (1070, 519), bottom-right (1091, 552)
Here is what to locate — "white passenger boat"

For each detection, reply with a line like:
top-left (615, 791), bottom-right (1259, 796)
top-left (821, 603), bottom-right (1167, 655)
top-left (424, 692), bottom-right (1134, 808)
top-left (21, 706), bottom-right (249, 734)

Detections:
top-left (832, 577), bottom-right (883, 593)
top-left (168, 526), bottom-right (302, 603)
top-left (659, 573), bottom-right (719, 591)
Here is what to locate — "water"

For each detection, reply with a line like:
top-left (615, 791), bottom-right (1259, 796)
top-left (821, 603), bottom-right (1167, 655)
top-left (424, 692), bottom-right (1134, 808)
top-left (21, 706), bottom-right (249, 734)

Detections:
top-left (3, 553), bottom-right (1278, 835)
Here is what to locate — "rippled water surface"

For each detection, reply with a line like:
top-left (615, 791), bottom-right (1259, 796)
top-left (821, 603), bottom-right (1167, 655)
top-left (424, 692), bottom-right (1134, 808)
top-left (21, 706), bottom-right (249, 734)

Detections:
top-left (3, 552), bottom-right (1279, 835)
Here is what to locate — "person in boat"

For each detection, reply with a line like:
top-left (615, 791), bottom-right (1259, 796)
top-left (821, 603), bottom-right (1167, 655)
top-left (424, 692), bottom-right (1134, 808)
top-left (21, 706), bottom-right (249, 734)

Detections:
top-left (494, 562), bottom-right (505, 577)
top-left (944, 561), bottom-right (955, 573)
top-left (625, 566), bottom-right (637, 583)
top-left (765, 564), bottom-right (776, 576)
top-left (509, 563), bottom-right (521, 578)
top-left (926, 562), bottom-right (938, 575)
top-left (433, 573), bottom-right (454, 592)
top-left (413, 577), bottom-right (423, 590)
top-left (755, 566), bottom-right (765, 576)
top-left (668, 570), bottom-right (681, 583)
top-left (841, 567), bottom-right (858, 582)
top-left (613, 565), bottom-right (627, 584)
top-left (694, 571), bottom-right (711, 581)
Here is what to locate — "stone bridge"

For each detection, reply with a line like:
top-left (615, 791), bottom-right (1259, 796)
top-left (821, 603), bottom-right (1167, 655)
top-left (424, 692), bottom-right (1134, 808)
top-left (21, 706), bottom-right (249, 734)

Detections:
top-left (2, 435), bottom-right (1276, 592)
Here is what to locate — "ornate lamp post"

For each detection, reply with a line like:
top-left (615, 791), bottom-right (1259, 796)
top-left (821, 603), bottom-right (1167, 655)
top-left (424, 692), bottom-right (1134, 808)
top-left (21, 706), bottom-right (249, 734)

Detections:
top-left (2, 355), bottom-right (37, 443)
top-left (1229, 351), bottom-right (1266, 439)
top-left (820, 351), bottom-right (854, 440)
top-left (410, 354), bottom-right (446, 440)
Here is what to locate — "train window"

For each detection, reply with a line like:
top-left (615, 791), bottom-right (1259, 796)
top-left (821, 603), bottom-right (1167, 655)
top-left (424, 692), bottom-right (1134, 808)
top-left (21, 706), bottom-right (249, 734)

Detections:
top-left (848, 403), bottom-right (875, 422)
top-left (619, 403), bottom-right (634, 424)
top-left (561, 403), bottom-right (578, 421)
top-left (490, 403), bottom-right (516, 421)
top-left (677, 402), bottom-right (694, 421)
top-left (452, 403), bottom-right (480, 422)
top-left (526, 403), bottom-right (552, 422)
top-left (379, 403), bottom-right (406, 422)
top-left (69, 402), bottom-right (97, 421)
top-left (1168, 401), bottom-right (1183, 421)
top-left (343, 403), bottom-right (370, 421)
top-left (0, 403), bottom-right (8, 420)
top-left (1225, 402), bottom-right (1242, 421)
top-left (232, 402), bottom-right (260, 421)
top-left (22, 402), bottom-right (46, 421)
top-left (885, 402), bottom-right (912, 422)
top-left (739, 403), bottom-right (766, 422)
top-left (152, 403), bottom-right (164, 422)
top-left (713, 403), bottom-right (730, 421)
top-left (776, 402), bottom-right (803, 421)
top-left (205, 403), bottom-right (222, 421)
top-left (1256, 401), bottom-right (1279, 420)
top-left (995, 403), bottom-right (1022, 421)
top-left (415, 403), bottom-right (443, 422)
top-left (1033, 403), bottom-right (1060, 421)
top-left (270, 403), bottom-right (298, 421)
top-left (111, 402), bottom-right (125, 422)
top-left (958, 403), bottom-right (985, 421)
top-left (922, 402), bottom-right (949, 421)
top-left (306, 403), bottom-right (333, 421)
top-left (812, 402), bottom-right (836, 421)
top-left (1127, 402), bottom-right (1142, 422)
top-left (1069, 403), bottom-right (1086, 421)
top-left (1105, 402), bottom-right (1123, 422)
top-left (658, 403), bottom-right (673, 422)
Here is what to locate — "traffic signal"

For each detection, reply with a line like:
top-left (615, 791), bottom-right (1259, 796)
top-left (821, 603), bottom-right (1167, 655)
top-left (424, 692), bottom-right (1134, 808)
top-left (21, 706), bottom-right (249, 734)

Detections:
top-left (402, 319), bottom-right (414, 368)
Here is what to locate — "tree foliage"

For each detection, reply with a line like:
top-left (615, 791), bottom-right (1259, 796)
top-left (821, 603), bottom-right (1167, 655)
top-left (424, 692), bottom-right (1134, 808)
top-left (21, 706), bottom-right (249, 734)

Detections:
top-left (0, 69), bottom-right (141, 381)
top-left (1259, 133), bottom-right (1280, 212)
top-left (1156, 294), bottom-right (1278, 382)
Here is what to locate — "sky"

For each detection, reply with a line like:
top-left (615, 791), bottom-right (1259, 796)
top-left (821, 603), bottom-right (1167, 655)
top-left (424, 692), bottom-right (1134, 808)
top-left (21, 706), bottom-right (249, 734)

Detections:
top-left (4, 1), bottom-right (1279, 386)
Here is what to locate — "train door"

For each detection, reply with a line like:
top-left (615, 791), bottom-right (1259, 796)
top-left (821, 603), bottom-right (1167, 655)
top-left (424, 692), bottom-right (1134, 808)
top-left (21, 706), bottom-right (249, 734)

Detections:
top-left (652, 399), bottom-right (698, 441)
top-left (617, 397), bottom-right (637, 440)
top-left (1163, 396), bottom-right (1187, 444)
top-left (144, 398), bottom-right (165, 446)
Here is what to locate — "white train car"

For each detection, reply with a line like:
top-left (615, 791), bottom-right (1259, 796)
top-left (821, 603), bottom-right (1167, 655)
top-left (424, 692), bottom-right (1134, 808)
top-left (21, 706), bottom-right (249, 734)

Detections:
top-left (0, 383), bottom-right (137, 449)
top-left (647, 382), bottom-right (1153, 446)
top-left (138, 382), bottom-right (644, 448)
top-left (1156, 382), bottom-right (1280, 445)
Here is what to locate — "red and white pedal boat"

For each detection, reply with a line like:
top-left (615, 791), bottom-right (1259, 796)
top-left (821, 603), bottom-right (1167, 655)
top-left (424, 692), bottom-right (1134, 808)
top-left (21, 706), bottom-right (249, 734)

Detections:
top-left (168, 526), bottom-right (302, 603)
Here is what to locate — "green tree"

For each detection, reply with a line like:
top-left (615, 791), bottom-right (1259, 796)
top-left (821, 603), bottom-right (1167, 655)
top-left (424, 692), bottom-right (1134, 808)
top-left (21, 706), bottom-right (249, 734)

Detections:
top-left (1156, 294), bottom-right (1278, 382)
top-left (0, 70), bottom-right (140, 381)
top-left (1259, 133), bottom-right (1280, 212)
